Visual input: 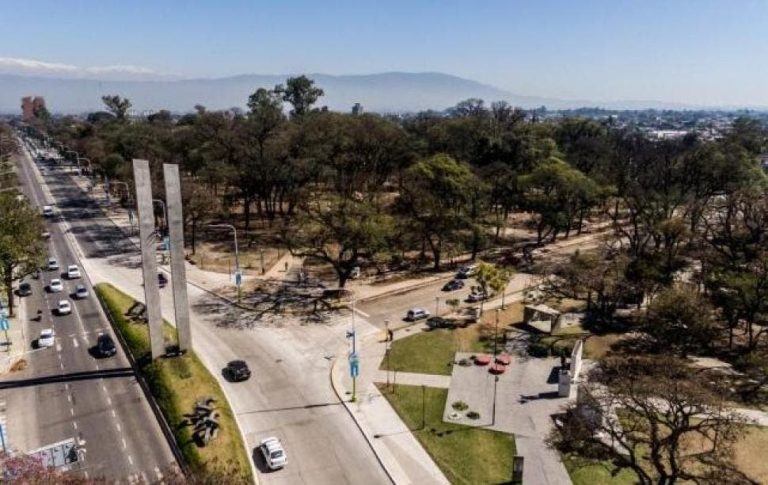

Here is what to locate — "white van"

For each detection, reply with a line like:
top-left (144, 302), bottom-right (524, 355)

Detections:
top-left (406, 308), bottom-right (430, 321)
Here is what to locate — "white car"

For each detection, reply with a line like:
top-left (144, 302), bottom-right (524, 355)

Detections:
top-left (47, 258), bottom-right (59, 271)
top-left (75, 284), bottom-right (89, 299)
top-left (38, 328), bottom-right (55, 348)
top-left (259, 437), bottom-right (287, 470)
top-left (57, 300), bottom-right (72, 315)
top-left (42, 205), bottom-right (54, 217)
top-left (49, 279), bottom-right (63, 293)
top-left (406, 308), bottom-right (430, 321)
top-left (67, 265), bottom-right (81, 279)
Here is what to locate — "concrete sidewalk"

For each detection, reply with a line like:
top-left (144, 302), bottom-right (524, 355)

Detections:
top-left (372, 370), bottom-right (451, 389)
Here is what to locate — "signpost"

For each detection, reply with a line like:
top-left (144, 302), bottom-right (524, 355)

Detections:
top-left (346, 329), bottom-right (358, 401)
top-left (0, 317), bottom-right (9, 348)
top-left (235, 270), bottom-right (242, 289)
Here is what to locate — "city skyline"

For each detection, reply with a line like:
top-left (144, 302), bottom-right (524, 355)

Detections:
top-left (1, 0), bottom-right (767, 107)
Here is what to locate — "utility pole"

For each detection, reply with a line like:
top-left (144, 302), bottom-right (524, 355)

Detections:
top-left (494, 308), bottom-right (500, 358)
top-left (385, 320), bottom-right (391, 392)
top-left (421, 385), bottom-right (427, 430)
top-left (347, 300), bottom-right (359, 402)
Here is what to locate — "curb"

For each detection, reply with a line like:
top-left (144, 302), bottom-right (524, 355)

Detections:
top-left (329, 343), bottom-right (396, 485)
top-left (356, 274), bottom-right (453, 304)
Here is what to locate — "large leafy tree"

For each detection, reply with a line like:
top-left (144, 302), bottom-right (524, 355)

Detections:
top-left (274, 75), bottom-right (324, 118)
top-left (0, 194), bottom-right (45, 316)
top-left (100, 95), bottom-right (132, 121)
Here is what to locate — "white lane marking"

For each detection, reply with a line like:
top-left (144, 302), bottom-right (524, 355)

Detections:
top-left (353, 307), bottom-right (370, 318)
top-left (72, 421), bottom-right (78, 430)
top-left (122, 438), bottom-right (127, 449)
top-left (59, 362), bottom-right (64, 370)
top-left (69, 408), bottom-right (74, 416)
top-left (67, 395), bottom-right (72, 403)
top-left (154, 467), bottom-right (163, 480)
top-left (111, 409), bottom-right (116, 418)
top-left (56, 343), bottom-right (62, 352)
top-left (71, 337), bottom-right (79, 348)
top-left (102, 384), bottom-right (108, 393)
top-left (140, 472), bottom-right (147, 484)
top-left (127, 455), bottom-right (133, 466)
top-left (84, 471), bottom-right (89, 479)
top-left (106, 397), bottom-right (112, 405)
top-left (115, 422), bottom-right (121, 432)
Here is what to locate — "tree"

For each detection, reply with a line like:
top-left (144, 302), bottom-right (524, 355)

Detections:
top-left (274, 75), bottom-right (324, 118)
top-left (0, 194), bottom-right (45, 317)
top-left (551, 356), bottom-right (751, 485)
top-left (101, 95), bottom-right (132, 121)
top-left (286, 198), bottom-right (394, 288)
top-left (398, 154), bottom-right (478, 270)
top-left (644, 286), bottom-right (717, 358)
top-left (182, 179), bottom-right (220, 255)
top-left (472, 261), bottom-right (510, 315)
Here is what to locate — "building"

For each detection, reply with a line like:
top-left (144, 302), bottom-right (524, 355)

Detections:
top-left (351, 103), bottom-right (364, 115)
top-left (21, 96), bottom-right (47, 121)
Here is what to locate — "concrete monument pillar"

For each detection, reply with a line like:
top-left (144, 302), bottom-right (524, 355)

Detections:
top-left (133, 159), bottom-right (165, 359)
top-left (163, 163), bottom-right (192, 351)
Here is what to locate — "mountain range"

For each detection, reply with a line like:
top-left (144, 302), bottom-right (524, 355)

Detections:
top-left (0, 71), bottom-right (706, 114)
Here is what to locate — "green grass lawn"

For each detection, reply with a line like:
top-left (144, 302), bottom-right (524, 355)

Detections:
top-left (96, 283), bottom-right (252, 483)
top-left (381, 329), bottom-right (459, 375)
top-left (563, 455), bottom-right (637, 485)
top-left (380, 384), bottom-right (516, 485)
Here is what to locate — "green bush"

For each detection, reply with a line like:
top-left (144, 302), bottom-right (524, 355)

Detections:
top-left (452, 401), bottom-right (469, 411)
top-left (527, 342), bottom-right (550, 357)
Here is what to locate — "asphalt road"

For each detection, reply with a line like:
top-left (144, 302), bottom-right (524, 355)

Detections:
top-left (0, 141), bottom-right (175, 482)
top-left (19, 141), bottom-right (391, 484)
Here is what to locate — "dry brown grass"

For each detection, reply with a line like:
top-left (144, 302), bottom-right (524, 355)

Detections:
top-left (189, 242), bottom-right (281, 276)
top-left (583, 333), bottom-right (625, 359)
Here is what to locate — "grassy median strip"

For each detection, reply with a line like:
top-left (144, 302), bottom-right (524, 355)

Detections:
top-left (95, 283), bottom-right (252, 483)
top-left (378, 384), bottom-right (516, 485)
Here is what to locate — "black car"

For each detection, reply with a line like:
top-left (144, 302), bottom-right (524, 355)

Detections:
top-left (224, 360), bottom-right (251, 382)
top-left (442, 279), bottom-right (465, 291)
top-left (96, 334), bottom-right (117, 357)
top-left (17, 282), bottom-right (32, 297)
top-left (158, 273), bottom-right (168, 288)
top-left (426, 316), bottom-right (455, 329)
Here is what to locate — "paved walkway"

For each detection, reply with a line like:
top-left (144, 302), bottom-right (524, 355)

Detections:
top-left (372, 370), bottom-right (451, 389)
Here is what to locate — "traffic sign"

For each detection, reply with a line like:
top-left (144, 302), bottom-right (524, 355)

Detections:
top-left (235, 270), bottom-right (242, 287)
top-left (350, 359), bottom-right (359, 378)
top-left (0, 303), bottom-right (6, 318)
top-left (0, 318), bottom-right (9, 331)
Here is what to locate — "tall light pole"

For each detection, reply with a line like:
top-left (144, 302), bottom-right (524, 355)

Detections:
top-left (435, 296), bottom-right (440, 317)
top-left (207, 224), bottom-right (241, 302)
top-left (347, 300), bottom-right (359, 402)
top-left (494, 308), bottom-right (500, 358)
top-left (385, 319), bottom-right (391, 392)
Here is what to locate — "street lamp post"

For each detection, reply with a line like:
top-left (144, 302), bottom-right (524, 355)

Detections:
top-left (385, 319), bottom-right (391, 392)
top-left (207, 224), bottom-right (241, 302)
top-left (435, 296), bottom-right (439, 317)
top-left (494, 308), bottom-right (500, 358)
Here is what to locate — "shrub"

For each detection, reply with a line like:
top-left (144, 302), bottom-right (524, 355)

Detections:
top-left (466, 411), bottom-right (480, 420)
top-left (527, 342), bottom-right (550, 358)
top-left (452, 401), bottom-right (469, 411)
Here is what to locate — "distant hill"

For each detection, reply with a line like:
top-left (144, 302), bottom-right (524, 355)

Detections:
top-left (0, 71), bottom-right (700, 114)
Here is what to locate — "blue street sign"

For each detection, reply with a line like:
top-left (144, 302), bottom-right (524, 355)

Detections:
top-left (163, 236), bottom-right (170, 251)
top-left (235, 271), bottom-right (242, 287)
top-left (350, 359), bottom-right (359, 378)
top-left (0, 304), bottom-right (6, 318)
top-left (0, 318), bottom-right (9, 331)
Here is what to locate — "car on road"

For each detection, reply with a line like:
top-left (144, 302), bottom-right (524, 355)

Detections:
top-left (49, 279), bottom-right (63, 293)
top-left (466, 290), bottom-right (490, 303)
top-left (74, 284), bottom-right (89, 299)
top-left (456, 265), bottom-right (477, 279)
top-left (47, 258), bottom-right (59, 270)
top-left (96, 334), bottom-right (117, 357)
top-left (223, 360), bottom-right (251, 382)
top-left (442, 279), bottom-right (465, 291)
top-left (405, 308), bottom-right (430, 321)
top-left (42, 205), bottom-right (54, 217)
top-left (158, 273), bottom-right (168, 288)
top-left (259, 437), bottom-right (287, 470)
top-left (57, 300), bottom-right (72, 315)
top-left (17, 282), bottom-right (32, 296)
top-left (426, 316), bottom-right (455, 329)
top-left (38, 328), bottom-right (55, 348)
top-left (67, 264), bottom-right (81, 279)
top-left (42, 230), bottom-right (51, 239)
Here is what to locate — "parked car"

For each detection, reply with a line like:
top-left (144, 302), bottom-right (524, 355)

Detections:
top-left (96, 334), bottom-right (117, 357)
top-left (74, 284), bottom-right (89, 299)
top-left (456, 265), bottom-right (477, 279)
top-left (66, 265), bottom-right (81, 279)
top-left (42, 205), bottom-right (54, 217)
top-left (405, 308), bottom-right (430, 321)
top-left (49, 279), bottom-right (63, 293)
top-left (47, 258), bottom-right (59, 271)
top-left (158, 273), bottom-right (168, 288)
top-left (259, 437), bottom-right (287, 470)
top-left (223, 360), bottom-right (251, 382)
top-left (17, 282), bottom-right (32, 296)
top-left (57, 299), bottom-right (72, 315)
top-left (38, 328), bottom-right (55, 348)
top-left (442, 279), bottom-right (465, 291)
top-left (426, 316), bottom-right (454, 329)
top-left (42, 230), bottom-right (51, 239)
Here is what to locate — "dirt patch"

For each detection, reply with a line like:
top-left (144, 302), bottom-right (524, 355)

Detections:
top-left (188, 241), bottom-right (281, 277)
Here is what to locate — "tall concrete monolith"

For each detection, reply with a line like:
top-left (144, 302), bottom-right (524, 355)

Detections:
top-left (163, 163), bottom-right (192, 352)
top-left (133, 159), bottom-right (165, 359)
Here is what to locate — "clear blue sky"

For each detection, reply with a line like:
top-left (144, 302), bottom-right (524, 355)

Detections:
top-left (2, 0), bottom-right (767, 105)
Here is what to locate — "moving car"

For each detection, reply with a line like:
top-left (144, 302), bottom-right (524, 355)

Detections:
top-left (158, 273), bottom-right (168, 288)
top-left (49, 279), bottom-right (63, 293)
top-left (426, 316), bottom-right (454, 329)
top-left (223, 360), bottom-right (251, 382)
top-left (466, 290), bottom-right (490, 303)
top-left (38, 328), bottom-right (55, 348)
top-left (47, 258), bottom-right (59, 271)
top-left (96, 334), bottom-right (117, 357)
top-left (67, 264), bottom-right (81, 279)
top-left (442, 279), bottom-right (465, 291)
top-left (42, 230), bottom-right (51, 239)
top-left (74, 284), bottom-right (89, 299)
top-left (57, 299), bottom-right (72, 315)
top-left (259, 437), bottom-right (287, 470)
top-left (42, 205), bottom-right (54, 217)
top-left (17, 282), bottom-right (32, 296)
top-left (406, 308), bottom-right (430, 321)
